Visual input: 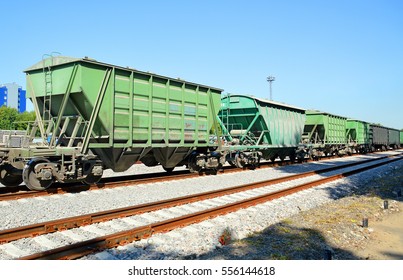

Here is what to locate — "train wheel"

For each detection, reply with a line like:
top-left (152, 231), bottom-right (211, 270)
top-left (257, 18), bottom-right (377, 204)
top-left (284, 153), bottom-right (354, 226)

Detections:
top-left (234, 153), bottom-right (246, 168)
top-left (82, 163), bottom-right (103, 185)
top-left (250, 155), bottom-right (261, 170)
top-left (188, 153), bottom-right (202, 173)
top-left (23, 158), bottom-right (54, 191)
top-left (0, 165), bottom-right (23, 187)
top-left (83, 172), bottom-right (102, 185)
top-left (206, 168), bottom-right (218, 175)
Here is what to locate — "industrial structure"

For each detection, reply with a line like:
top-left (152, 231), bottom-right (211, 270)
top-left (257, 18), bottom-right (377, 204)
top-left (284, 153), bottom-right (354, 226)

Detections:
top-left (0, 83), bottom-right (26, 113)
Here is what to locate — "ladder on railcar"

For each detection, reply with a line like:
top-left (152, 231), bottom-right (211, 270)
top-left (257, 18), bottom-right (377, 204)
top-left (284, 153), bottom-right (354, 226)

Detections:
top-left (42, 54), bottom-right (53, 129)
top-left (42, 53), bottom-right (60, 135)
top-left (43, 69), bottom-right (52, 123)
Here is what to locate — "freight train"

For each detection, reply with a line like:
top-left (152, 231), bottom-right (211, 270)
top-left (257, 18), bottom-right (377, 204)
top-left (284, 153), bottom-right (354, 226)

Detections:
top-left (0, 56), bottom-right (401, 191)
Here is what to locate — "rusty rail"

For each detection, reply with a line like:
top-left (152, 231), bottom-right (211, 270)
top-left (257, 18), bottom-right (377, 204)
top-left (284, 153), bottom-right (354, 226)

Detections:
top-left (0, 156), bottom-right (299, 201)
top-left (0, 152), bottom-right (391, 201)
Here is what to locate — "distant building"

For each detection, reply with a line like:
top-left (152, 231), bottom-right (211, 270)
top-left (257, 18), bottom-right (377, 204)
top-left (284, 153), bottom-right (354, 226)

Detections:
top-left (0, 83), bottom-right (26, 113)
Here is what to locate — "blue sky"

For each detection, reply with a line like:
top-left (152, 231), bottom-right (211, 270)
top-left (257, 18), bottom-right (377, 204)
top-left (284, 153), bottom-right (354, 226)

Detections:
top-left (1, 0), bottom-right (402, 129)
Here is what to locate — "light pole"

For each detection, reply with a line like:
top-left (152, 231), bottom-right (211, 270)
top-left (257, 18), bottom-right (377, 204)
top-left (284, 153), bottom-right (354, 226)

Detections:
top-left (267, 75), bottom-right (275, 101)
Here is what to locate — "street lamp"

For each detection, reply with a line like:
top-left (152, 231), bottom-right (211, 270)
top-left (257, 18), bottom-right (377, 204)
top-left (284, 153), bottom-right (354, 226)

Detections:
top-left (267, 76), bottom-right (275, 101)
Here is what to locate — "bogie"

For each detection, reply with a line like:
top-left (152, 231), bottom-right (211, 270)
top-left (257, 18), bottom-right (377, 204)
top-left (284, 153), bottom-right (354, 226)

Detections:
top-left (22, 158), bottom-right (54, 191)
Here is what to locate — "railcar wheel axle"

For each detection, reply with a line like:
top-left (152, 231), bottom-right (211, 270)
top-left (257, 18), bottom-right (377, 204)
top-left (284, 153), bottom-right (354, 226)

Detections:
top-left (0, 165), bottom-right (23, 187)
top-left (22, 158), bottom-right (54, 191)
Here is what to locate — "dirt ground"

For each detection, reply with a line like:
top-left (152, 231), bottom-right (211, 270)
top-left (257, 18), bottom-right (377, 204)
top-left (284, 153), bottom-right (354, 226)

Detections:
top-left (355, 202), bottom-right (403, 260)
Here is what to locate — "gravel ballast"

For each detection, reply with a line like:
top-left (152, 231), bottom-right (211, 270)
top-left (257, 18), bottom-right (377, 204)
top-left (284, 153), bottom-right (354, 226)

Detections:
top-left (0, 153), bottom-right (392, 231)
top-left (83, 158), bottom-right (402, 260)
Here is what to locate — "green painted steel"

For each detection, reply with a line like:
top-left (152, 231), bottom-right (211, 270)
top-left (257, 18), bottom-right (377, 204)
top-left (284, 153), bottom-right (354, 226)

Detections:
top-left (219, 94), bottom-right (306, 159)
top-left (400, 130), bottom-right (403, 145)
top-left (303, 110), bottom-right (347, 145)
top-left (346, 119), bottom-right (371, 145)
top-left (25, 56), bottom-right (223, 171)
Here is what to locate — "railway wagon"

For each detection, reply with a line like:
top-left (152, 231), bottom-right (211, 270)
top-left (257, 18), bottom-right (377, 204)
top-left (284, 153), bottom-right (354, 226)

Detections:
top-left (302, 110), bottom-right (348, 157)
top-left (401, 130), bottom-right (403, 146)
top-left (218, 94), bottom-right (306, 165)
top-left (387, 127), bottom-right (400, 149)
top-left (346, 119), bottom-right (372, 153)
top-left (0, 56), bottom-right (222, 190)
top-left (370, 124), bottom-right (389, 151)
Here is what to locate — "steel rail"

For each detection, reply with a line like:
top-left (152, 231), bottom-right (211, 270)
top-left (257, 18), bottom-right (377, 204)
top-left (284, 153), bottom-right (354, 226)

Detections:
top-left (0, 155), bottom-right (310, 201)
top-left (0, 152), bottom-right (388, 201)
top-left (0, 159), bottom-right (285, 200)
top-left (0, 171), bottom-right (194, 201)
top-left (0, 155), bottom-right (389, 244)
top-left (18, 155), bottom-right (402, 260)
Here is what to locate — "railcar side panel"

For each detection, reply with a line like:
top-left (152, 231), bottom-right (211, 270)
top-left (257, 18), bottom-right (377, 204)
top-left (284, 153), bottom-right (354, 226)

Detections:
top-left (25, 57), bottom-right (223, 172)
top-left (303, 110), bottom-right (347, 145)
top-left (388, 128), bottom-right (400, 148)
top-left (346, 120), bottom-right (371, 145)
top-left (370, 124), bottom-right (388, 148)
top-left (219, 94), bottom-right (305, 160)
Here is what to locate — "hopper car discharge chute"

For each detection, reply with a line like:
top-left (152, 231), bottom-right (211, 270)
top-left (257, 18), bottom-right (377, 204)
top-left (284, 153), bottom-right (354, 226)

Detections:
top-left (0, 56), bottom-right (224, 190)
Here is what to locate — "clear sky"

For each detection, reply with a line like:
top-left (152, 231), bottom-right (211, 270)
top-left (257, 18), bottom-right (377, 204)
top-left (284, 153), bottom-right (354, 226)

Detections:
top-left (1, 0), bottom-right (402, 129)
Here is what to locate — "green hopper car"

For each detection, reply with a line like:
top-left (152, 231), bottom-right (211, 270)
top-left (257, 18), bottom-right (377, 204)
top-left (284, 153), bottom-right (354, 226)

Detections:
top-left (346, 119), bottom-right (372, 153)
top-left (0, 56), bottom-right (223, 190)
top-left (302, 110), bottom-right (349, 157)
top-left (218, 94), bottom-right (306, 165)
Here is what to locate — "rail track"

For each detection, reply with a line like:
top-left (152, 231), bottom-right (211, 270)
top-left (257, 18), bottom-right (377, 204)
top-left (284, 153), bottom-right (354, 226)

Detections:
top-left (0, 152), bottom-right (390, 201)
top-left (0, 153), bottom-right (401, 260)
top-left (0, 169), bottom-right (193, 201)
top-left (0, 155), bottom-right (329, 201)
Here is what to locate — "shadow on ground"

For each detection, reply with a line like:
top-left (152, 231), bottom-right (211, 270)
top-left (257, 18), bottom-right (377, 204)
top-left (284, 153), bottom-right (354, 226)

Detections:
top-left (192, 222), bottom-right (357, 260)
